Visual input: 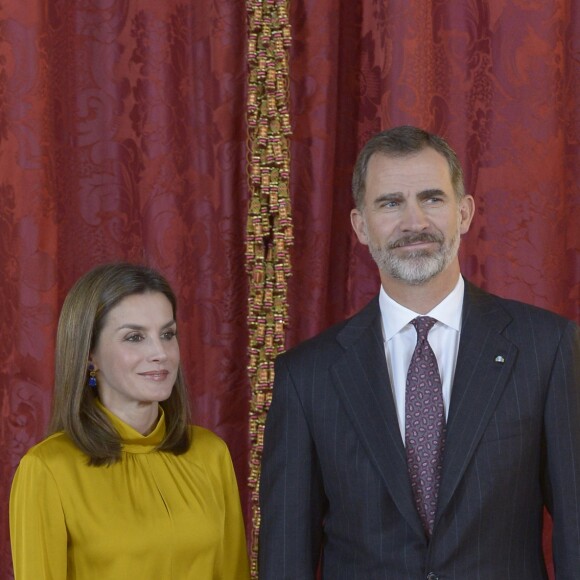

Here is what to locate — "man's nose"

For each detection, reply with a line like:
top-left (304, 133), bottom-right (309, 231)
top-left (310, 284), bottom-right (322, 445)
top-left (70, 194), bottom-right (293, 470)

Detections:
top-left (400, 202), bottom-right (429, 231)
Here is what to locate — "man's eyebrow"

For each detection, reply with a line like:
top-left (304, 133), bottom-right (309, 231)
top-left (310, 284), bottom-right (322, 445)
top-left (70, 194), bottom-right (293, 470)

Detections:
top-left (371, 189), bottom-right (448, 205)
top-left (372, 192), bottom-right (403, 205)
top-left (417, 188), bottom-right (447, 199)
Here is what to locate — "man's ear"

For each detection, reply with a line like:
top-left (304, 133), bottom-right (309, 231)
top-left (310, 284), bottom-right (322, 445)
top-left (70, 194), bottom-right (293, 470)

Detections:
top-left (350, 208), bottom-right (369, 246)
top-left (459, 195), bottom-right (475, 235)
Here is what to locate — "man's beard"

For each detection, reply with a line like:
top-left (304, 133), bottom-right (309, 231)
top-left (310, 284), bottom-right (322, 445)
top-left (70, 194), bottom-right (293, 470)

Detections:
top-left (367, 228), bottom-right (461, 286)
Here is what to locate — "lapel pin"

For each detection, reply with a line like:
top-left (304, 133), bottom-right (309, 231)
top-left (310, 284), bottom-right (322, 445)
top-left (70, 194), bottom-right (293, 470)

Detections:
top-left (494, 355), bottom-right (505, 363)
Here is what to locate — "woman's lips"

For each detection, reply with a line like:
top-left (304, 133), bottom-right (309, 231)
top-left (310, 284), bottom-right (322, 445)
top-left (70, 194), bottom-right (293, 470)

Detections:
top-left (138, 370), bottom-right (170, 381)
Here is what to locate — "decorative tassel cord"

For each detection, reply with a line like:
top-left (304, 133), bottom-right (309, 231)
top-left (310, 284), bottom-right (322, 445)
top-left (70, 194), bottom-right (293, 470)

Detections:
top-left (245, 0), bottom-right (292, 576)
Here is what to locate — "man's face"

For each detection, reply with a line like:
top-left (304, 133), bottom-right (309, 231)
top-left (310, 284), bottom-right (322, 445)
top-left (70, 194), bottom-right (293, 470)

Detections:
top-left (350, 148), bottom-right (474, 286)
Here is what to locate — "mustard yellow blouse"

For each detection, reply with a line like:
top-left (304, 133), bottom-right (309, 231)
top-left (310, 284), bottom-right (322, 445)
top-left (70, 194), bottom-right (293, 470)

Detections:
top-left (9, 405), bottom-right (250, 579)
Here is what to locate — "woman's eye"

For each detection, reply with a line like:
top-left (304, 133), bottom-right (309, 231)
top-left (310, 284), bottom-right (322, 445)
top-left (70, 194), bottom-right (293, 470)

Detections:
top-left (125, 333), bottom-right (144, 342)
top-left (162, 330), bottom-right (177, 340)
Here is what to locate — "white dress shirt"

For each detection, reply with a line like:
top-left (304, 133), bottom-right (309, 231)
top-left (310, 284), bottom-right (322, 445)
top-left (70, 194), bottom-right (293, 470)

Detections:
top-left (379, 276), bottom-right (465, 442)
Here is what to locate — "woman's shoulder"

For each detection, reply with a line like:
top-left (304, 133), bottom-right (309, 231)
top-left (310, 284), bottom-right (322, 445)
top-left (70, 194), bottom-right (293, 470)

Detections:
top-left (20, 431), bottom-right (84, 468)
top-left (189, 425), bottom-right (228, 450)
top-left (186, 425), bottom-right (232, 465)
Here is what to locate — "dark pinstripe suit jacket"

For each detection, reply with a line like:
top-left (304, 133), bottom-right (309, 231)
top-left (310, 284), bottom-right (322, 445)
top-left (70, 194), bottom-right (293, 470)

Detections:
top-left (259, 281), bottom-right (580, 579)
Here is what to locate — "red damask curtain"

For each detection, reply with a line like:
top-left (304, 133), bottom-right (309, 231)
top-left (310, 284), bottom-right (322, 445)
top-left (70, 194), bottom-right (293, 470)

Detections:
top-left (1, 1), bottom-right (578, 578)
top-left (286, 2), bottom-right (578, 578)
top-left (287, 0), bottom-right (578, 336)
top-left (0, 2), bottom-right (250, 577)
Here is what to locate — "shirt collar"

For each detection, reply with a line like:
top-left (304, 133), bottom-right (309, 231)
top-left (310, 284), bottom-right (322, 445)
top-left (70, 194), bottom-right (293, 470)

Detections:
top-left (379, 276), bottom-right (465, 341)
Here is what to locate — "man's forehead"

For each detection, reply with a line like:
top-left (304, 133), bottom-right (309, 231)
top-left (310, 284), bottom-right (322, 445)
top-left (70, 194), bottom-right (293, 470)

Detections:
top-left (366, 149), bottom-right (452, 190)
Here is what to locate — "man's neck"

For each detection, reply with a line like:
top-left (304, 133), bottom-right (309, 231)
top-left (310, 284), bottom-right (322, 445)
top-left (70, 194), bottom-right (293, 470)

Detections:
top-left (380, 264), bottom-right (462, 314)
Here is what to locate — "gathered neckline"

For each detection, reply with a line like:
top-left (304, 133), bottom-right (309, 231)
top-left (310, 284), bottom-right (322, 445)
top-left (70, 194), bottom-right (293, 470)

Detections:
top-left (95, 400), bottom-right (166, 454)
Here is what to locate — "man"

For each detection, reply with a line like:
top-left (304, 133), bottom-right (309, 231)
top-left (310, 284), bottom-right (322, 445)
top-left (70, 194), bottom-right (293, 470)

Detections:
top-left (259, 126), bottom-right (580, 579)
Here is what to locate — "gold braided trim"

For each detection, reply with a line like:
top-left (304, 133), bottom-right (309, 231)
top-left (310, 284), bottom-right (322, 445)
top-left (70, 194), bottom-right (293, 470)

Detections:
top-left (245, 0), bottom-right (292, 576)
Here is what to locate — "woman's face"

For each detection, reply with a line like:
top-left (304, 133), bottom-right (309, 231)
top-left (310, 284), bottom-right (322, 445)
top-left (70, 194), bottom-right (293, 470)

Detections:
top-left (90, 291), bottom-right (179, 417)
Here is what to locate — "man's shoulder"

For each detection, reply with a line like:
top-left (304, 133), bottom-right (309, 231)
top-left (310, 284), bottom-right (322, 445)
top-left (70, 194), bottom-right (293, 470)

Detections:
top-left (279, 295), bottom-right (380, 365)
top-left (465, 281), bottom-right (577, 334)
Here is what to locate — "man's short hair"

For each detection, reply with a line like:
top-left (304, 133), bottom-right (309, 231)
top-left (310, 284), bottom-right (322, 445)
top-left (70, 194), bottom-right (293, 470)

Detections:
top-left (351, 125), bottom-right (466, 208)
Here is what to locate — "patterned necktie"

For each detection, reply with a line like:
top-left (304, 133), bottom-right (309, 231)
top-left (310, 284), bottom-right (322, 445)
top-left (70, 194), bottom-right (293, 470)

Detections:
top-left (405, 316), bottom-right (446, 536)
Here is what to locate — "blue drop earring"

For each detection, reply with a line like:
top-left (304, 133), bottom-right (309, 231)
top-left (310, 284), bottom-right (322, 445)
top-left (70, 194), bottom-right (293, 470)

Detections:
top-left (88, 364), bottom-right (98, 389)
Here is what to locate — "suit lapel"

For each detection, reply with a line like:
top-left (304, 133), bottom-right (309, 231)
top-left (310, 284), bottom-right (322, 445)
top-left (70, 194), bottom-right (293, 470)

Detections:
top-left (328, 285), bottom-right (519, 537)
top-left (330, 298), bottom-right (425, 538)
top-left (435, 282), bottom-right (518, 523)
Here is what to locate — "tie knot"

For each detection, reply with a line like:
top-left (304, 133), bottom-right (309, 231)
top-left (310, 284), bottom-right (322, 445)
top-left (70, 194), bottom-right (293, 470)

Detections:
top-left (411, 316), bottom-right (437, 339)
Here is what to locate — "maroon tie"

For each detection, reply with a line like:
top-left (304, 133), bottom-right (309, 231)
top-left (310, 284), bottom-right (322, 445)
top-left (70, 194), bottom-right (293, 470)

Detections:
top-left (405, 316), bottom-right (445, 536)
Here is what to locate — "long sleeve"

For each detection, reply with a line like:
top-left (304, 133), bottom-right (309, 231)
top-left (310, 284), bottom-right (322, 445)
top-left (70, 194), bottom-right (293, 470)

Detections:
top-left (544, 320), bottom-right (580, 578)
top-left (10, 454), bottom-right (68, 580)
top-left (216, 443), bottom-right (250, 579)
top-left (258, 355), bottom-right (326, 579)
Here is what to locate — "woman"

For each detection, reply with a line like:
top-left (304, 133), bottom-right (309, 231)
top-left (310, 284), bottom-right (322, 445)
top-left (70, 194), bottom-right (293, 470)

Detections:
top-left (10, 262), bottom-right (250, 579)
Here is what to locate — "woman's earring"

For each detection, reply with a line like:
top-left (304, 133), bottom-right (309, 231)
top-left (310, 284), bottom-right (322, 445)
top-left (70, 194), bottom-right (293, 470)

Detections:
top-left (88, 364), bottom-right (97, 388)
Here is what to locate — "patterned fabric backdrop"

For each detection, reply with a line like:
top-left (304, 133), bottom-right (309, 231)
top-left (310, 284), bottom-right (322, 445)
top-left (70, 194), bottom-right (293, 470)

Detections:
top-left (0, 2), bottom-right (250, 577)
top-left (1, 0), bottom-right (578, 578)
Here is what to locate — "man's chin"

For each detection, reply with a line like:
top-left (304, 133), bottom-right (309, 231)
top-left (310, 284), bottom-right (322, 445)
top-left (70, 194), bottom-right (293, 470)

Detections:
top-left (385, 256), bottom-right (445, 285)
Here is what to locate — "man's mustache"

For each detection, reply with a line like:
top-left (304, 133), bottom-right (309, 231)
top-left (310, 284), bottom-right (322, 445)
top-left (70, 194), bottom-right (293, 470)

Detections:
top-left (389, 233), bottom-right (443, 249)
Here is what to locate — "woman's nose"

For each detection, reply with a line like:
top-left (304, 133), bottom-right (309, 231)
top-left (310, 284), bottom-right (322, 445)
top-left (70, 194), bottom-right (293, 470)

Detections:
top-left (147, 338), bottom-right (169, 362)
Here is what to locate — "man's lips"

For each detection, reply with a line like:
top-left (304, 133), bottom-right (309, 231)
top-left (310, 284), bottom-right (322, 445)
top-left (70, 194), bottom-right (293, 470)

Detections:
top-left (390, 234), bottom-right (442, 250)
top-left (397, 241), bottom-right (437, 250)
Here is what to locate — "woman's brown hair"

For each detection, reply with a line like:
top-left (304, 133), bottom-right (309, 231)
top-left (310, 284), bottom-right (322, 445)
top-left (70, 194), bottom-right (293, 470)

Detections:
top-left (48, 262), bottom-right (191, 465)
